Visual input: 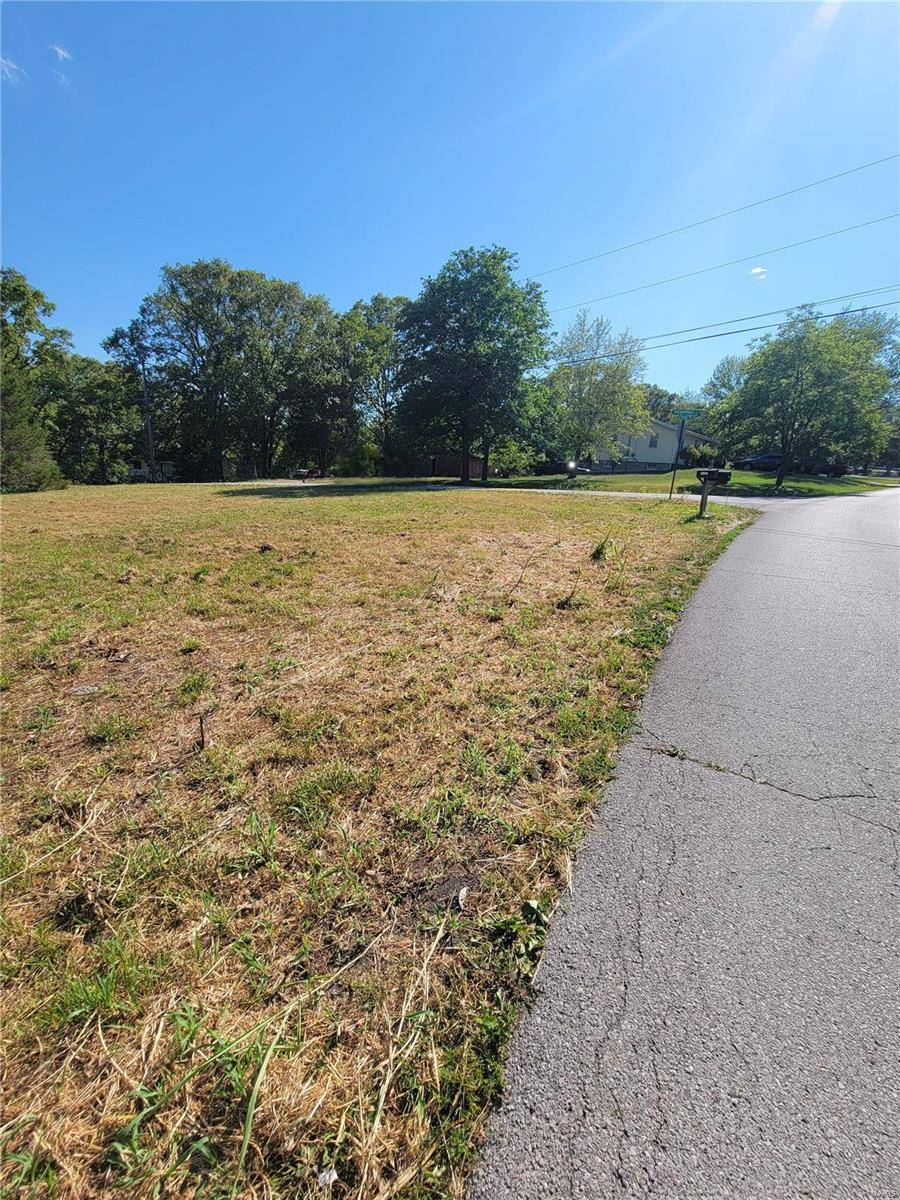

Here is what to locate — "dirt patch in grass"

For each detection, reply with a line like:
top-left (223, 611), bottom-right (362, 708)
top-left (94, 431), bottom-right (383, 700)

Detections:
top-left (1, 483), bottom-right (753, 1199)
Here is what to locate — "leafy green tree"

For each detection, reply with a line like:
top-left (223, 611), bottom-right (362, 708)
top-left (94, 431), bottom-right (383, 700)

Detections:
top-left (549, 309), bottom-right (648, 461)
top-left (490, 436), bottom-right (537, 478)
top-left (279, 305), bottom-right (361, 474)
top-left (228, 273), bottom-right (339, 476)
top-left (139, 259), bottom-right (242, 480)
top-left (1, 268), bottom-right (66, 491)
top-left (397, 247), bottom-right (549, 482)
top-left (104, 314), bottom-right (160, 479)
top-left (345, 294), bottom-right (407, 473)
top-left (709, 308), bottom-right (895, 485)
top-left (643, 383), bottom-right (680, 422)
top-left (41, 354), bottom-right (141, 483)
top-left (880, 403), bottom-right (900, 468)
top-left (702, 355), bottom-right (746, 407)
top-left (125, 261), bottom-right (356, 479)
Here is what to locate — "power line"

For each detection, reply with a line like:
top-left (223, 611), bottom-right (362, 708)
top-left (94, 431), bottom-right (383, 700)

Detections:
top-left (551, 298), bottom-right (900, 368)
top-left (553, 284), bottom-right (900, 357)
top-left (549, 214), bottom-right (900, 314)
top-left (530, 153), bottom-right (900, 278)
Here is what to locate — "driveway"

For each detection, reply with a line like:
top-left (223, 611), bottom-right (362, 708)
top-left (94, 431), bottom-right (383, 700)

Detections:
top-left (470, 487), bottom-right (899, 1199)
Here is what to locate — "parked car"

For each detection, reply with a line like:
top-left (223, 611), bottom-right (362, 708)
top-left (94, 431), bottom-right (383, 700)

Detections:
top-left (733, 453), bottom-right (783, 471)
top-left (804, 461), bottom-right (849, 477)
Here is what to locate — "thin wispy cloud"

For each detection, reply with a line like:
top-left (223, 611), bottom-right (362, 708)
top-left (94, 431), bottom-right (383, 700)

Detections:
top-left (50, 44), bottom-right (72, 62)
top-left (750, 266), bottom-right (768, 285)
top-left (53, 69), bottom-right (71, 88)
top-left (1, 56), bottom-right (26, 84)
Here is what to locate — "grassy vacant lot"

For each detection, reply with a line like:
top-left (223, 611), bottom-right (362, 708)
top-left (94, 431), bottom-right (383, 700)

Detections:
top-left (485, 469), bottom-right (900, 498)
top-left (2, 483), bottom-right (750, 1200)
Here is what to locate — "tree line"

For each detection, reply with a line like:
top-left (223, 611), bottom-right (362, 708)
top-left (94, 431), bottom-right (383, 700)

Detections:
top-left (2, 247), bottom-right (897, 492)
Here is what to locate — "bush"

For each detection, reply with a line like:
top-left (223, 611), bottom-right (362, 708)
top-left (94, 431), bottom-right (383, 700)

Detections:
top-left (333, 440), bottom-right (381, 477)
top-left (681, 443), bottom-right (718, 468)
top-left (491, 438), bottom-right (537, 478)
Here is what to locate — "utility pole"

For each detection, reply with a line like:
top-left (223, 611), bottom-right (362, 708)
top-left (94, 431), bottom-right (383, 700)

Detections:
top-left (668, 418), bottom-right (686, 500)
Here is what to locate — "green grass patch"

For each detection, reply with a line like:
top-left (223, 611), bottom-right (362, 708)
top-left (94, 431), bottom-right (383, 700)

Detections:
top-left (0, 481), bottom-right (753, 1199)
top-left (481, 469), bottom-right (898, 499)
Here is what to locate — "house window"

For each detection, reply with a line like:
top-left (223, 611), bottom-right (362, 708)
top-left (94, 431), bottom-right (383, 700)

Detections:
top-left (649, 434), bottom-right (658, 449)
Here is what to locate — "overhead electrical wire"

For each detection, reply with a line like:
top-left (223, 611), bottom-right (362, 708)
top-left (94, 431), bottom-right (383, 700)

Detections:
top-left (548, 214), bottom-right (900, 314)
top-left (550, 283), bottom-right (900, 361)
top-left (529, 152), bottom-right (900, 278)
top-left (549, 297), bottom-right (900, 368)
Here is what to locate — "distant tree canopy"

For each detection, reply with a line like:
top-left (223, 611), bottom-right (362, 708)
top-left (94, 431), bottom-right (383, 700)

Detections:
top-left (3, 261), bottom-right (897, 491)
top-left (704, 308), bottom-right (898, 484)
top-left (643, 383), bottom-right (680, 423)
top-left (344, 293), bottom-right (408, 473)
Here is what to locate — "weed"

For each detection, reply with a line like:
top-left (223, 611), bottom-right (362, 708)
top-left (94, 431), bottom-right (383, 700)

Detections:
top-left (577, 742), bottom-right (615, 786)
top-left (286, 761), bottom-right (376, 828)
top-left (23, 704), bottom-right (60, 733)
top-left (176, 669), bottom-right (207, 706)
top-left (184, 595), bottom-right (219, 618)
top-left (490, 898), bottom-right (550, 975)
top-left (0, 835), bottom-right (27, 882)
top-left (44, 934), bottom-right (154, 1027)
top-left (591, 534), bottom-right (613, 562)
top-left (460, 742), bottom-right (489, 778)
top-left (0, 1119), bottom-right (58, 1198)
top-left (85, 714), bottom-right (142, 745)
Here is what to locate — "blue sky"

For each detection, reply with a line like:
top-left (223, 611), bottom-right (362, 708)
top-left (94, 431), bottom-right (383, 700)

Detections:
top-left (2, 1), bottom-right (898, 391)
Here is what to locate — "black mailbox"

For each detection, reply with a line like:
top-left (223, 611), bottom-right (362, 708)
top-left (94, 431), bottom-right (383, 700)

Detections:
top-left (696, 468), bottom-right (732, 486)
top-left (695, 468), bottom-right (732, 515)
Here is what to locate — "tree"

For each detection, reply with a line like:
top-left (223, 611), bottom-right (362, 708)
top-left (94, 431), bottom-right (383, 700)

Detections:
top-left (708, 308), bottom-right (896, 485)
top-left (228, 273), bottom-right (340, 477)
top-left (702, 355), bottom-right (746, 407)
top-left (549, 309), bottom-right (648, 461)
top-left (42, 354), bottom-right (141, 484)
top-left (121, 261), bottom-right (355, 479)
top-left (397, 247), bottom-right (549, 482)
top-left (104, 314), bottom-right (159, 480)
top-left (139, 259), bottom-right (242, 481)
top-left (1, 268), bottom-right (66, 491)
top-left (280, 304), bottom-right (361, 474)
top-left (643, 383), bottom-right (680, 422)
top-left (345, 294), bottom-right (407, 473)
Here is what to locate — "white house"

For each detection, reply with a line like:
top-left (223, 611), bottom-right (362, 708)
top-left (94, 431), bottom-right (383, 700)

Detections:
top-left (594, 418), bottom-right (714, 472)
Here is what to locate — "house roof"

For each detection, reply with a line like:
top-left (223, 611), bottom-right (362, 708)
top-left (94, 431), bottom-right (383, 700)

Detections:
top-left (650, 416), bottom-right (717, 445)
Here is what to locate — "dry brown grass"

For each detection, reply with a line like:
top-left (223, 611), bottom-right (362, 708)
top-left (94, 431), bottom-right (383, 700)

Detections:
top-left (1, 481), bottom-right (752, 1199)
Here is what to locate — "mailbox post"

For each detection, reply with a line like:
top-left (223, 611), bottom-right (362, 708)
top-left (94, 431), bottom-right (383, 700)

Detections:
top-left (696, 468), bottom-right (732, 516)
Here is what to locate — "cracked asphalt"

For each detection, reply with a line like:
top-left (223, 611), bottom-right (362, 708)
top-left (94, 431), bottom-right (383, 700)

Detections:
top-left (470, 487), bottom-right (899, 1199)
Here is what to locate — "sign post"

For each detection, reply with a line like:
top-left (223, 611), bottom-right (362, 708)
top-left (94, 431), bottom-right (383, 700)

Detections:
top-left (668, 418), bottom-right (686, 500)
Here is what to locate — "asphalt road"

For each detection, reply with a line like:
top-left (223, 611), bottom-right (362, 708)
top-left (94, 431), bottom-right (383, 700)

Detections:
top-left (470, 487), bottom-right (900, 1200)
